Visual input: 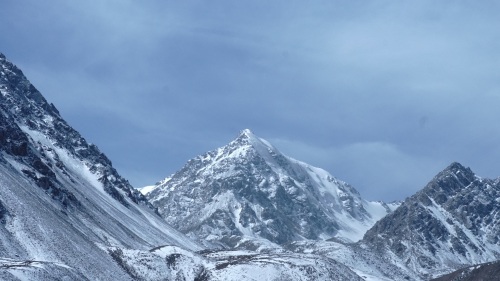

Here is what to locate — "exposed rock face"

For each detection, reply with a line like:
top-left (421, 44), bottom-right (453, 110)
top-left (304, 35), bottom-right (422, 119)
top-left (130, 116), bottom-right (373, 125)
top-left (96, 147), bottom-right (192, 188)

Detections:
top-left (145, 129), bottom-right (396, 249)
top-left (0, 53), bottom-right (146, 207)
top-left (432, 260), bottom-right (500, 281)
top-left (0, 52), bottom-right (201, 280)
top-left (362, 162), bottom-right (500, 279)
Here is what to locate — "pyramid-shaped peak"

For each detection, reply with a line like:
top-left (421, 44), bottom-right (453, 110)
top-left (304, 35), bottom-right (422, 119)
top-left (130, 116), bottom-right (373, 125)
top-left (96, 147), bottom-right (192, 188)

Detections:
top-left (240, 128), bottom-right (255, 137)
top-left (442, 162), bottom-right (474, 177)
top-left (227, 129), bottom-right (280, 159)
top-left (446, 161), bottom-right (466, 170)
top-left (233, 129), bottom-right (259, 143)
top-left (422, 162), bottom-right (476, 197)
top-left (431, 162), bottom-right (476, 183)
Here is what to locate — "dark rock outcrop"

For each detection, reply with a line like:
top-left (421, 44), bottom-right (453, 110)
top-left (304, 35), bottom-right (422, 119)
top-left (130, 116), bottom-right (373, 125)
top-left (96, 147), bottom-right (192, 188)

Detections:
top-left (432, 260), bottom-right (500, 281)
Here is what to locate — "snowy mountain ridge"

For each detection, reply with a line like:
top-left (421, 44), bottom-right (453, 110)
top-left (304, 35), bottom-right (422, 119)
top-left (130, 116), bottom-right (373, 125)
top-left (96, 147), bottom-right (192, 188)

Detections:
top-left (145, 128), bottom-right (398, 249)
top-left (0, 52), bottom-right (204, 280)
top-left (0, 52), bottom-right (386, 280)
top-left (144, 130), bottom-right (500, 280)
top-left (362, 162), bottom-right (500, 279)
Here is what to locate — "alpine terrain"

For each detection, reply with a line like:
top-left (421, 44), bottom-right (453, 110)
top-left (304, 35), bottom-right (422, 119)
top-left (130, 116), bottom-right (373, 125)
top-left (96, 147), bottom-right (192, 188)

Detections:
top-left (0, 53), bottom-right (206, 280)
top-left (2, 51), bottom-right (500, 280)
top-left (0, 53), bottom-right (373, 280)
top-left (143, 129), bottom-right (397, 249)
top-left (145, 137), bottom-right (500, 280)
top-left (362, 162), bottom-right (500, 279)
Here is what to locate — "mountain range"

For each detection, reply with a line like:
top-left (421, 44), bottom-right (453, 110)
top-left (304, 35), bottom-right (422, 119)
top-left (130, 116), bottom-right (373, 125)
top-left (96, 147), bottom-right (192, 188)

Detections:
top-left (1, 52), bottom-right (500, 280)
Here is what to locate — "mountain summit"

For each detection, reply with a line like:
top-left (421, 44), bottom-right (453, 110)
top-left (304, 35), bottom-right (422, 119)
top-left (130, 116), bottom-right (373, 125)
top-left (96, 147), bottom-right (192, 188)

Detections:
top-left (362, 162), bottom-right (500, 279)
top-left (144, 129), bottom-right (397, 249)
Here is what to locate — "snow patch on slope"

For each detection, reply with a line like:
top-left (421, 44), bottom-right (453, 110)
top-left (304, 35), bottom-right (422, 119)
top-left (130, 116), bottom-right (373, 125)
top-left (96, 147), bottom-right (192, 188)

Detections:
top-left (139, 185), bottom-right (156, 195)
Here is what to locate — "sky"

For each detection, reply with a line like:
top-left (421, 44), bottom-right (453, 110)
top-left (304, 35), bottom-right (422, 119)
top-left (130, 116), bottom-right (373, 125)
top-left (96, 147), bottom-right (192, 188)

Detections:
top-left (1, 1), bottom-right (500, 202)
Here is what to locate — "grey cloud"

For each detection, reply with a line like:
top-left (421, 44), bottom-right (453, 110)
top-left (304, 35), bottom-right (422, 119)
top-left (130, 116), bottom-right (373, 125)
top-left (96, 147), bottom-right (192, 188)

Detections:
top-left (270, 137), bottom-right (445, 201)
top-left (1, 1), bottom-right (500, 200)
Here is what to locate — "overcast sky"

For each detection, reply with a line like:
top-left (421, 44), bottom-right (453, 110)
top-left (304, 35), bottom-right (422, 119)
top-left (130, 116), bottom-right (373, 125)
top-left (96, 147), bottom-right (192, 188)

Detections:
top-left (1, 1), bottom-right (500, 201)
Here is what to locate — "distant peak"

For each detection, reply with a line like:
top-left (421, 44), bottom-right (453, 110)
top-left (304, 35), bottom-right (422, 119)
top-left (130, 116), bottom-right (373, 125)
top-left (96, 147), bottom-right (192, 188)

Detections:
top-left (240, 128), bottom-right (254, 137)
top-left (232, 129), bottom-right (270, 150)
top-left (0, 53), bottom-right (5, 59)
top-left (446, 162), bottom-right (465, 170)
top-left (443, 162), bottom-right (470, 175)
top-left (426, 162), bottom-right (476, 193)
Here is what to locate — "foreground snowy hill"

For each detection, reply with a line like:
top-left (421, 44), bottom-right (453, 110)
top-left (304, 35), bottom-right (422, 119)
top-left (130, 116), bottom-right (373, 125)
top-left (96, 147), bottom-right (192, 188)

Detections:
top-left (105, 245), bottom-right (365, 281)
top-left (0, 52), bottom-right (202, 280)
top-left (144, 129), bottom-right (397, 249)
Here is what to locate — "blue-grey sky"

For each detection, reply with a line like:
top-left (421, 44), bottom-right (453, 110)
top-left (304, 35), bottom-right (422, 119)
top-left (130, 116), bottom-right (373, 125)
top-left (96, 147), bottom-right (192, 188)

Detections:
top-left (1, 1), bottom-right (500, 201)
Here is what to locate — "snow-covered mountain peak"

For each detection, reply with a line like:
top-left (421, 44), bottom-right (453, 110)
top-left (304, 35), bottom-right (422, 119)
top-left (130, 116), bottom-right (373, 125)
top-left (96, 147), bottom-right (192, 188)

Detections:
top-left (239, 128), bottom-right (254, 138)
top-left (444, 161), bottom-right (469, 173)
top-left (434, 162), bottom-right (475, 182)
top-left (146, 130), bottom-right (397, 249)
top-left (420, 162), bottom-right (477, 202)
top-left (230, 128), bottom-right (275, 153)
top-left (363, 162), bottom-right (500, 279)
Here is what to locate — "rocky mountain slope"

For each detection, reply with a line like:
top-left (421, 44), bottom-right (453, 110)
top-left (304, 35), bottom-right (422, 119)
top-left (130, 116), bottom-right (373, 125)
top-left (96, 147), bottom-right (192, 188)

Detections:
top-left (0, 52), bottom-right (376, 280)
top-left (362, 162), bottom-right (500, 279)
top-left (144, 129), bottom-right (397, 249)
top-left (0, 52), bottom-right (203, 280)
top-left (4, 51), bottom-right (500, 281)
top-left (431, 260), bottom-right (500, 281)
